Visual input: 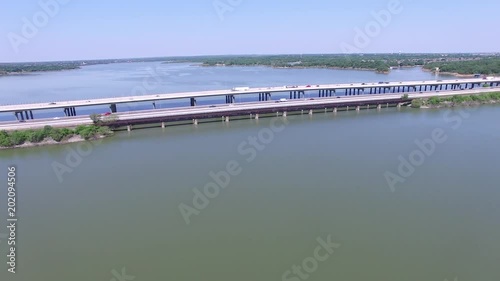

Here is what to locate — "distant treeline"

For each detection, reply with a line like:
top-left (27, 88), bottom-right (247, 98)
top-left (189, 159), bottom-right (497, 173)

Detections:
top-left (0, 57), bottom-right (189, 75)
top-left (1, 54), bottom-right (499, 75)
top-left (0, 62), bottom-right (81, 75)
top-left (201, 54), bottom-right (500, 75)
top-left (423, 58), bottom-right (500, 75)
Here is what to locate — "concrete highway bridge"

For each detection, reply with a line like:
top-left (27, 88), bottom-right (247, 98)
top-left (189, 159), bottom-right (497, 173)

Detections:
top-left (0, 86), bottom-right (498, 131)
top-left (1, 77), bottom-right (499, 122)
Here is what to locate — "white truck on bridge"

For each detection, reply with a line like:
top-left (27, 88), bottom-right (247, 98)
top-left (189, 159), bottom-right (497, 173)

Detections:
top-left (232, 87), bottom-right (250, 91)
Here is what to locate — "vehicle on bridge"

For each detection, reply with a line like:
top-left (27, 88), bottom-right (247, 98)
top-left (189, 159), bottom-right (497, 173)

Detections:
top-left (232, 87), bottom-right (250, 91)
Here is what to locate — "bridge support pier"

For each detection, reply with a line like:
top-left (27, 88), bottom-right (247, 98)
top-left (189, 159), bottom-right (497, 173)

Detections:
top-left (225, 116), bottom-right (230, 122)
top-left (63, 107), bottom-right (77, 117)
top-left (190, 98), bottom-right (197, 106)
top-left (193, 119), bottom-right (198, 125)
top-left (308, 110), bottom-right (313, 115)
top-left (255, 114), bottom-right (259, 120)
top-left (356, 106), bottom-right (360, 112)
top-left (127, 125), bottom-right (132, 132)
top-left (153, 102), bottom-right (156, 109)
top-left (19, 111), bottom-right (34, 120)
top-left (283, 111), bottom-right (287, 117)
top-left (161, 122), bottom-right (165, 128)
top-left (226, 95), bottom-right (235, 104)
top-left (377, 104), bottom-right (382, 110)
top-left (333, 108), bottom-right (337, 113)
top-left (110, 104), bottom-right (117, 113)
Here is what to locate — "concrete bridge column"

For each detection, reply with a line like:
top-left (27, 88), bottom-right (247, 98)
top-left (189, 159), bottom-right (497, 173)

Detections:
top-left (127, 125), bottom-right (132, 132)
top-left (333, 108), bottom-right (337, 113)
top-left (110, 103), bottom-right (117, 113)
top-left (29, 110), bottom-right (34, 119)
top-left (225, 116), bottom-right (230, 122)
top-left (14, 112), bottom-right (19, 120)
top-left (369, 88), bottom-right (373, 94)
top-left (308, 110), bottom-right (313, 115)
top-left (193, 119), bottom-right (199, 125)
top-left (283, 111), bottom-right (287, 117)
top-left (190, 98), bottom-right (197, 106)
top-left (356, 106), bottom-right (360, 112)
top-left (255, 114), bottom-right (259, 120)
top-left (161, 122), bottom-right (165, 128)
top-left (377, 104), bottom-right (382, 110)
top-left (153, 102), bottom-right (156, 109)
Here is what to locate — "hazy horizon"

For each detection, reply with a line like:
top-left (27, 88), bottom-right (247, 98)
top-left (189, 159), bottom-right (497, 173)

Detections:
top-left (1, 0), bottom-right (500, 63)
top-left (1, 52), bottom-right (500, 65)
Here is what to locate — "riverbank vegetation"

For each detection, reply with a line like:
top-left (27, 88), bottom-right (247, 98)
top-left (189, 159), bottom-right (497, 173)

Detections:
top-left (3, 54), bottom-right (499, 76)
top-left (200, 54), bottom-right (500, 75)
top-left (0, 125), bottom-right (112, 148)
top-left (411, 92), bottom-right (500, 108)
top-left (423, 58), bottom-right (500, 75)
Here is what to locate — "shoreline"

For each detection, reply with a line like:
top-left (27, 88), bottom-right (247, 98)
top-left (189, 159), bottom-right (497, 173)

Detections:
top-left (0, 124), bottom-right (113, 150)
top-left (0, 134), bottom-right (110, 150)
top-left (411, 92), bottom-right (500, 109)
top-left (200, 64), bottom-right (480, 76)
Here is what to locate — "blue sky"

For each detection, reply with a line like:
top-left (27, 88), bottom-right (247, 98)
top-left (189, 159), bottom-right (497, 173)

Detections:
top-left (0, 0), bottom-right (499, 62)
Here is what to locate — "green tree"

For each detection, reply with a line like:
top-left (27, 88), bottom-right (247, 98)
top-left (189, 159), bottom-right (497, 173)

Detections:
top-left (90, 113), bottom-right (102, 125)
top-left (10, 131), bottom-right (27, 145)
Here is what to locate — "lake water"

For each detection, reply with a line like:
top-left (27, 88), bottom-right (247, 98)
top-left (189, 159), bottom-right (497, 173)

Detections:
top-left (0, 63), bottom-right (499, 281)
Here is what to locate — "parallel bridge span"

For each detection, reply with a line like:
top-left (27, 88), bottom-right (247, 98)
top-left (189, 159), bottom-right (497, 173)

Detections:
top-left (1, 78), bottom-right (499, 120)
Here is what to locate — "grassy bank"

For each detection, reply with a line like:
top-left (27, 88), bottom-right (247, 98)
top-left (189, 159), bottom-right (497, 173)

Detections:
top-left (0, 125), bottom-right (113, 148)
top-left (411, 92), bottom-right (500, 108)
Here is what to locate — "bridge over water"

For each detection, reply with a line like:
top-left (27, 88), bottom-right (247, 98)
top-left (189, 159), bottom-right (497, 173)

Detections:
top-left (1, 77), bottom-right (499, 121)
